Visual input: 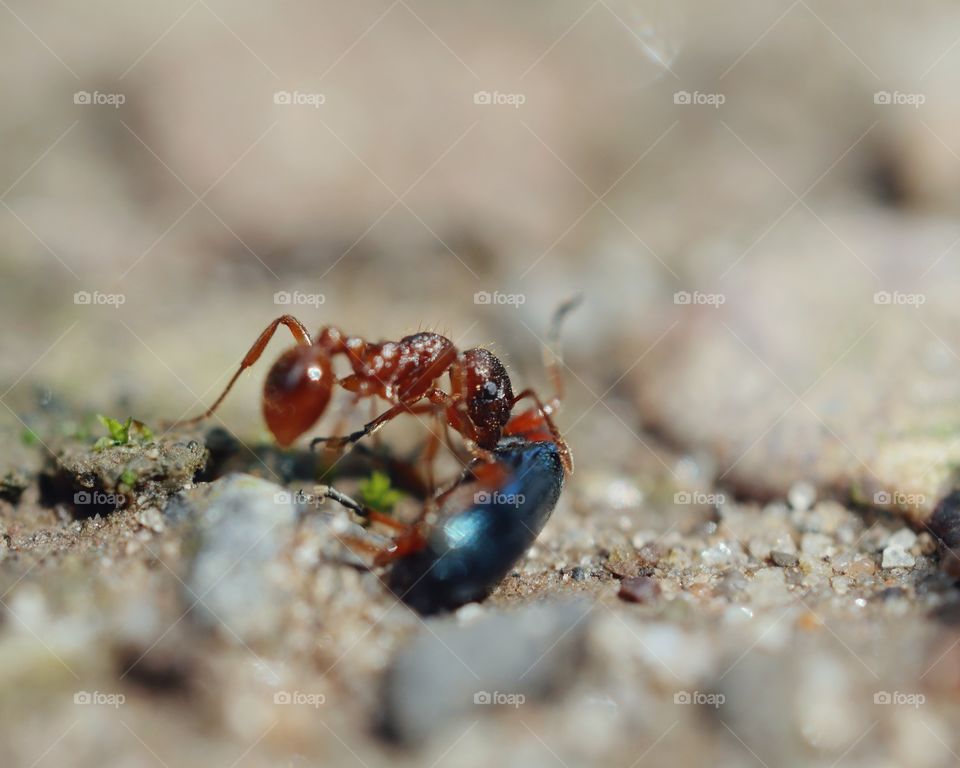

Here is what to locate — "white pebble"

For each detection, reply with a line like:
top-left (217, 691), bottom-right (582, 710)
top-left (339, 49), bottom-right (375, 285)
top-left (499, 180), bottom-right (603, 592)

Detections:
top-left (887, 528), bottom-right (918, 550)
top-left (882, 547), bottom-right (915, 569)
top-left (788, 481), bottom-right (817, 511)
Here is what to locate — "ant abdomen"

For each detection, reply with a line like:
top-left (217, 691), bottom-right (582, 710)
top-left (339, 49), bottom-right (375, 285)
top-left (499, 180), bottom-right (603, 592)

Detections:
top-left (263, 345), bottom-right (334, 446)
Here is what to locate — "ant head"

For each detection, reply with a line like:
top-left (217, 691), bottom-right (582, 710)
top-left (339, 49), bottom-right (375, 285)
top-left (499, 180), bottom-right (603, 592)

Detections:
top-left (262, 345), bottom-right (334, 446)
top-left (458, 348), bottom-right (514, 449)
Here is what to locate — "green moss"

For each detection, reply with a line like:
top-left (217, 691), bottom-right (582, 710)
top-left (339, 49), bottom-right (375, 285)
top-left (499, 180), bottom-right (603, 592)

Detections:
top-left (93, 414), bottom-right (154, 451)
top-left (359, 471), bottom-right (403, 513)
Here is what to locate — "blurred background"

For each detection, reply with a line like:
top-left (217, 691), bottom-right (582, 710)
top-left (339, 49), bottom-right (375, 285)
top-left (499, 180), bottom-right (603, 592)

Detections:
top-left (5, 1), bottom-right (960, 766)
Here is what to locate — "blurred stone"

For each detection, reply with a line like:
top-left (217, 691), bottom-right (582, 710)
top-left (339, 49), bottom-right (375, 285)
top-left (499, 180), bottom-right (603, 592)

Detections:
top-left (618, 576), bottom-right (661, 604)
top-left (788, 481), bottom-right (816, 512)
top-left (772, 551), bottom-right (799, 568)
top-left (380, 600), bottom-right (592, 744)
top-left (882, 548), bottom-right (915, 569)
top-left (181, 474), bottom-right (301, 644)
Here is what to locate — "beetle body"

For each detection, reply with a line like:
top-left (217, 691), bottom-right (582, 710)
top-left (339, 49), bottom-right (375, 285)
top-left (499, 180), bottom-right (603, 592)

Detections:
top-left (387, 436), bottom-right (565, 614)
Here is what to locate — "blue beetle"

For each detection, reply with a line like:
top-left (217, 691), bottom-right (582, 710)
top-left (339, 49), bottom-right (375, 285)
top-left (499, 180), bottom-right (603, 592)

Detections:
top-left (387, 435), bottom-right (564, 613)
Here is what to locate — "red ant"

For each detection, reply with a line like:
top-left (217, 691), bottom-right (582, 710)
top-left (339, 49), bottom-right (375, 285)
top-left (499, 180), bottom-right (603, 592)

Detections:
top-left (170, 298), bottom-right (578, 476)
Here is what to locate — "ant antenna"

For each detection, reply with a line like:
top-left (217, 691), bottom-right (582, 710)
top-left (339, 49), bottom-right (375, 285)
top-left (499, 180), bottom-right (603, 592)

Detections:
top-left (545, 293), bottom-right (583, 404)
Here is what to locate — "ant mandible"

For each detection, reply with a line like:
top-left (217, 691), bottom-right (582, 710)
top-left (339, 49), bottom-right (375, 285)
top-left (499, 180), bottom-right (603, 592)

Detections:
top-left (170, 298), bottom-right (578, 474)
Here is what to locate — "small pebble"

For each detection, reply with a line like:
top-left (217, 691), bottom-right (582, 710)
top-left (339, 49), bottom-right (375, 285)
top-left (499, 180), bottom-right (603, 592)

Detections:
top-left (636, 543), bottom-right (661, 568)
top-left (830, 576), bottom-right (851, 595)
top-left (886, 528), bottom-right (918, 550)
top-left (882, 547), bottom-right (915, 569)
top-left (618, 576), bottom-right (661, 604)
top-left (788, 481), bottom-right (817, 511)
top-left (800, 533), bottom-right (833, 558)
top-left (918, 531), bottom-right (938, 556)
top-left (771, 550), bottom-right (799, 567)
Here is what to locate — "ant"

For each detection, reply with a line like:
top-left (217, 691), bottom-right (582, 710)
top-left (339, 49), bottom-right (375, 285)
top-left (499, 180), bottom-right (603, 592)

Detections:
top-left (310, 300), bottom-right (579, 613)
top-left (170, 299), bottom-right (579, 480)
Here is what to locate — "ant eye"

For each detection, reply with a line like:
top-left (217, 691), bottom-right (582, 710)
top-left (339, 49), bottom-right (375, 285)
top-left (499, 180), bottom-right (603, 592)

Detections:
top-left (482, 380), bottom-right (499, 399)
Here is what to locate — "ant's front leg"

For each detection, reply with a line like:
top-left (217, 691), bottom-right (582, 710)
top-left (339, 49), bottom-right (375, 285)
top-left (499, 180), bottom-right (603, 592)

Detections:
top-left (312, 484), bottom-right (427, 566)
top-left (309, 398), bottom-right (439, 451)
top-left (423, 389), bottom-right (498, 466)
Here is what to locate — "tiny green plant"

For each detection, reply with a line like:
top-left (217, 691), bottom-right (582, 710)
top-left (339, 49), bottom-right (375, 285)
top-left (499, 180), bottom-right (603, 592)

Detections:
top-left (94, 415), bottom-right (154, 450)
top-left (20, 428), bottom-right (39, 447)
top-left (358, 471), bottom-right (403, 513)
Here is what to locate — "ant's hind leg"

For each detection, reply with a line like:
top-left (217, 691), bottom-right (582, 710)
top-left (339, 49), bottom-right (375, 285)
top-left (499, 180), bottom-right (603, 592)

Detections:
top-left (168, 315), bottom-right (313, 428)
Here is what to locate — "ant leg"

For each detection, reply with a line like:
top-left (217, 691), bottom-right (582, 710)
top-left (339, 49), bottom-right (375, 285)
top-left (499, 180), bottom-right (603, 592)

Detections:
top-left (369, 397), bottom-right (383, 451)
top-left (424, 389), bottom-right (498, 465)
top-left (313, 391), bottom-right (361, 462)
top-left (310, 399), bottom-right (438, 451)
top-left (315, 484), bottom-right (427, 566)
top-left (419, 421), bottom-right (444, 508)
top-left (313, 484), bottom-right (408, 531)
top-left (507, 388), bottom-right (573, 474)
top-left (169, 315), bottom-right (313, 427)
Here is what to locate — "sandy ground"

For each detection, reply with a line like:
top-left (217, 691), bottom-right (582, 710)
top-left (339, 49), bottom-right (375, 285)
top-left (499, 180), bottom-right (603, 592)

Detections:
top-left (5, 1), bottom-right (960, 766)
